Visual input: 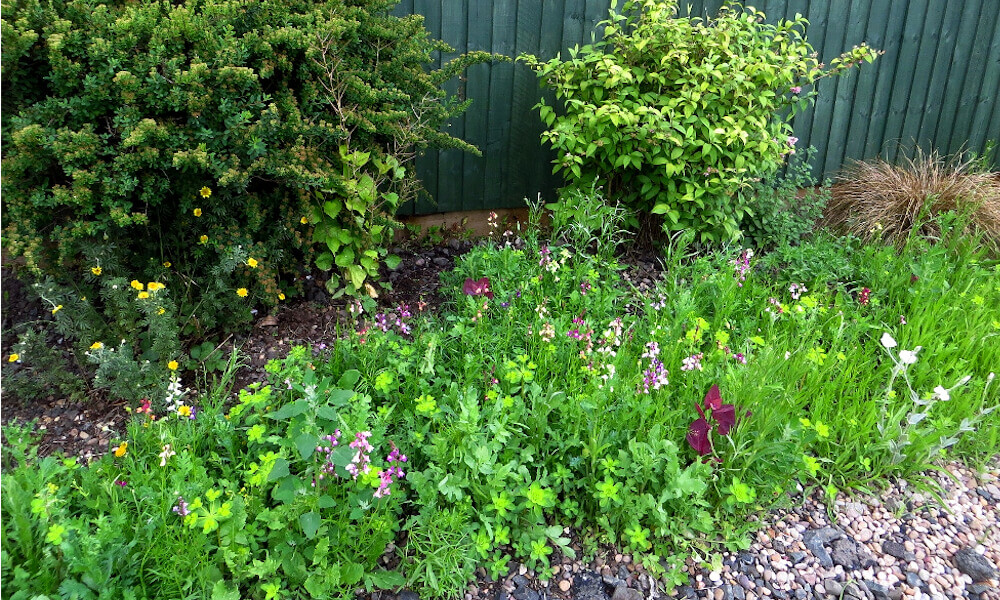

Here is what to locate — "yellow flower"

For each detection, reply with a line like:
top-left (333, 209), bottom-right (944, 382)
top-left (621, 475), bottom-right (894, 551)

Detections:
top-left (8, 353), bottom-right (19, 363)
top-left (147, 282), bottom-right (165, 291)
top-left (178, 405), bottom-right (192, 417)
top-left (91, 266), bottom-right (102, 276)
top-left (167, 360), bottom-right (179, 371)
top-left (193, 208), bottom-right (202, 217)
top-left (300, 216), bottom-right (309, 225)
top-left (90, 341), bottom-right (103, 350)
top-left (114, 442), bottom-right (128, 458)
top-left (237, 288), bottom-right (248, 298)
top-left (278, 292), bottom-right (286, 301)
top-left (52, 305), bottom-right (63, 315)
top-left (163, 261), bottom-right (172, 268)
top-left (157, 307), bottom-right (166, 315)
top-left (199, 235), bottom-right (208, 244)
top-left (137, 291), bottom-right (150, 299)
top-left (247, 258), bottom-right (258, 268)
top-left (200, 186), bottom-right (212, 198)
top-left (130, 280), bottom-right (144, 291)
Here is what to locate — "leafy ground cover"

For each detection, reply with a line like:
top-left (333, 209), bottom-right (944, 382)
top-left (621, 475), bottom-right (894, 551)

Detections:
top-left (3, 210), bottom-right (998, 600)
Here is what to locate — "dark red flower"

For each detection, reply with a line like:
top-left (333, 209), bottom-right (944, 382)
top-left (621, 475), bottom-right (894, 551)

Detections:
top-left (463, 277), bottom-right (494, 299)
top-left (686, 385), bottom-right (749, 456)
top-left (686, 417), bottom-right (713, 456)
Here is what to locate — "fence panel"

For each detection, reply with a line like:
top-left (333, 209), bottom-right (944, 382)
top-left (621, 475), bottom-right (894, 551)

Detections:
top-left (396, 0), bottom-right (1000, 214)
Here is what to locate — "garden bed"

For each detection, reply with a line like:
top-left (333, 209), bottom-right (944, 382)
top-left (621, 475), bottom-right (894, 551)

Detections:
top-left (3, 221), bottom-right (998, 600)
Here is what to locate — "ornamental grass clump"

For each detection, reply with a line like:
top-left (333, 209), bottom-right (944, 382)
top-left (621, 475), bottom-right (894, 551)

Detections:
top-left (824, 148), bottom-right (1000, 250)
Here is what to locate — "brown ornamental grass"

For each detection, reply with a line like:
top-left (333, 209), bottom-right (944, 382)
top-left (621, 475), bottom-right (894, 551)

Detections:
top-left (824, 149), bottom-right (1000, 250)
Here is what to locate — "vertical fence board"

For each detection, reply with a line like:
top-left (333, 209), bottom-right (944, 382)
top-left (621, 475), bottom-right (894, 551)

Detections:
top-left (435, 0), bottom-right (468, 212)
top-left (402, 0), bottom-right (1000, 213)
top-left (483, 0), bottom-right (518, 208)
top-left (915, 0), bottom-right (964, 152)
top-left (946, 4), bottom-right (999, 156)
top-left (843, 0), bottom-right (882, 167)
top-left (411, 0), bottom-right (442, 213)
top-left (932, 0), bottom-right (981, 153)
top-left (460, 1), bottom-right (493, 212)
top-left (968, 20), bottom-right (1000, 154)
top-left (863, 0), bottom-right (909, 160)
top-left (822, 0), bottom-right (871, 176)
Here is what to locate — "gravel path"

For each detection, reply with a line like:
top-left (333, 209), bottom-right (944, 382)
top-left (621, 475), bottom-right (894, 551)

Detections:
top-left (478, 461), bottom-right (998, 600)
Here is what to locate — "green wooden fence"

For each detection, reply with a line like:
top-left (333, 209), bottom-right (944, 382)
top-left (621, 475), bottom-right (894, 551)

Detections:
top-left (396, 0), bottom-right (1000, 215)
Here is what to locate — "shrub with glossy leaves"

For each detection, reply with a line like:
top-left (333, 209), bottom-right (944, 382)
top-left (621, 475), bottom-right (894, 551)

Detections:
top-left (522, 0), bottom-right (877, 242)
top-left (2, 0), bottom-right (493, 333)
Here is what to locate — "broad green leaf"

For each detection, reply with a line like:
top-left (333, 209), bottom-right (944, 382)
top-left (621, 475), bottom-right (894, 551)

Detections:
top-left (267, 458), bottom-right (290, 482)
top-left (299, 511), bottom-right (321, 539)
top-left (294, 432), bottom-right (318, 459)
top-left (315, 252), bottom-right (334, 271)
top-left (266, 400), bottom-right (309, 421)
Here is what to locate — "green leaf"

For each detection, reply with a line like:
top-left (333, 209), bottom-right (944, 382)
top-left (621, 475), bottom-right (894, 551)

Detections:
top-left (323, 200), bottom-right (342, 219)
top-left (338, 369), bottom-right (362, 389)
top-left (384, 254), bottom-right (402, 270)
top-left (299, 511), bottom-right (321, 539)
top-left (346, 265), bottom-right (366, 289)
top-left (328, 389), bottom-right (355, 406)
top-left (211, 581), bottom-right (240, 600)
top-left (266, 400), bottom-right (309, 421)
top-left (315, 252), bottom-right (334, 271)
top-left (342, 562), bottom-right (364, 585)
top-left (650, 203), bottom-right (669, 215)
top-left (295, 432), bottom-right (318, 459)
top-left (318, 495), bottom-right (336, 508)
top-left (335, 248), bottom-right (356, 268)
top-left (267, 458), bottom-right (290, 482)
top-left (368, 571), bottom-right (406, 589)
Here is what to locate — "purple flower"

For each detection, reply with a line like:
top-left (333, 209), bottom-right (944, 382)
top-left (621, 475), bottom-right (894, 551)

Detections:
top-left (172, 496), bottom-right (190, 517)
top-left (790, 86), bottom-right (802, 94)
top-left (114, 479), bottom-right (128, 488)
top-left (786, 136), bottom-right (799, 148)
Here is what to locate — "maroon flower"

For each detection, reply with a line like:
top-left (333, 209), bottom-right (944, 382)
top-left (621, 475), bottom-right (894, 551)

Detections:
top-left (463, 277), bottom-right (494, 299)
top-left (686, 384), bottom-right (748, 456)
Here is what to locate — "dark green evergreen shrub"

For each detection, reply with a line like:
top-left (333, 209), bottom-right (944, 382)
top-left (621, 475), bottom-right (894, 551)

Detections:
top-left (2, 0), bottom-right (493, 335)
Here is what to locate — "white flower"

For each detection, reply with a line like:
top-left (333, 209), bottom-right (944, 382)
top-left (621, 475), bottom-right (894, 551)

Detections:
top-left (158, 444), bottom-right (176, 467)
top-left (898, 347), bottom-right (921, 365)
top-left (933, 386), bottom-right (950, 401)
top-left (880, 333), bottom-right (897, 349)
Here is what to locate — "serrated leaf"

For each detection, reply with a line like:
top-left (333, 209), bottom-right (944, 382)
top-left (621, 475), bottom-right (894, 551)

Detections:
top-left (342, 562), bottom-right (364, 585)
top-left (211, 581), bottom-right (240, 600)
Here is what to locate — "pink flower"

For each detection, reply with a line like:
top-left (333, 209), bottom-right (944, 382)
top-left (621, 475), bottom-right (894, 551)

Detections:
top-left (790, 86), bottom-right (802, 94)
top-left (463, 277), bottom-right (494, 299)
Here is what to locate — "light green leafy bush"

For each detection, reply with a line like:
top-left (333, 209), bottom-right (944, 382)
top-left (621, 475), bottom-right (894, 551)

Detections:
top-left (522, 0), bottom-right (877, 242)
